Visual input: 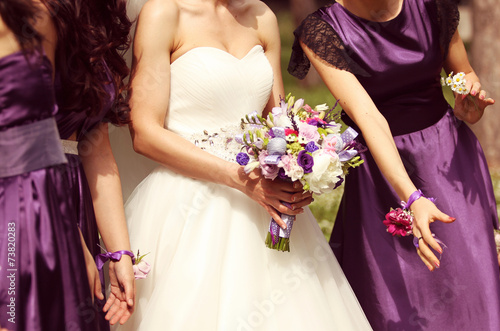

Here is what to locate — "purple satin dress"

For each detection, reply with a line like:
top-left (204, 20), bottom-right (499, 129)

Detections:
top-left (0, 51), bottom-right (97, 330)
top-left (55, 63), bottom-right (116, 331)
top-left (290, 0), bottom-right (500, 330)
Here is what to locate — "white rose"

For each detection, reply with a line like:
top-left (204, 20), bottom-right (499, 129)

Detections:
top-left (303, 151), bottom-right (343, 194)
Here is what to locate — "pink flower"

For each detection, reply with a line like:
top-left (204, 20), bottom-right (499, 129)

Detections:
top-left (298, 121), bottom-right (320, 143)
top-left (133, 260), bottom-right (151, 279)
top-left (258, 151), bottom-right (279, 180)
top-left (383, 208), bottom-right (413, 237)
top-left (322, 134), bottom-right (339, 158)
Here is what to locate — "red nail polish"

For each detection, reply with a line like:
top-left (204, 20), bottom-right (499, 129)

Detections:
top-left (449, 217), bottom-right (456, 221)
top-left (434, 261), bottom-right (440, 268)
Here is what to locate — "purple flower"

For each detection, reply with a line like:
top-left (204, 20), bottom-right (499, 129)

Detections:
top-left (297, 150), bottom-right (314, 174)
top-left (277, 167), bottom-right (289, 180)
top-left (258, 151), bottom-right (280, 180)
top-left (305, 141), bottom-right (319, 153)
top-left (236, 152), bottom-right (250, 166)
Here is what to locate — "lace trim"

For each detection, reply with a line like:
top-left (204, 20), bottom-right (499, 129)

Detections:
top-left (288, 10), bottom-right (369, 79)
top-left (181, 125), bottom-right (245, 163)
top-left (435, 0), bottom-right (460, 59)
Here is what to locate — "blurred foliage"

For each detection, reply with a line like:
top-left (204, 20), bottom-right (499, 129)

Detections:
top-left (276, 11), bottom-right (500, 240)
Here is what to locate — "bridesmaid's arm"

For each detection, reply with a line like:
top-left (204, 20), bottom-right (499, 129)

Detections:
top-left (128, 1), bottom-right (311, 228)
top-left (444, 30), bottom-right (495, 124)
top-left (79, 122), bottom-right (135, 325)
top-left (300, 41), bottom-right (454, 271)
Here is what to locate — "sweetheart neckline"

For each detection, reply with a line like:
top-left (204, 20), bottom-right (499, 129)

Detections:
top-left (171, 45), bottom-right (264, 66)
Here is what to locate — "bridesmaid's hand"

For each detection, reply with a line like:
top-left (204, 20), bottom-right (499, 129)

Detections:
top-left (82, 243), bottom-right (104, 302)
top-left (103, 257), bottom-right (136, 325)
top-left (410, 198), bottom-right (455, 271)
top-left (453, 72), bottom-right (495, 124)
top-left (234, 166), bottom-right (313, 229)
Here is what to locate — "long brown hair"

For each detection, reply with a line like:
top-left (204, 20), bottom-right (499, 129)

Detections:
top-left (42, 0), bottom-right (132, 125)
top-left (0, 0), bottom-right (42, 51)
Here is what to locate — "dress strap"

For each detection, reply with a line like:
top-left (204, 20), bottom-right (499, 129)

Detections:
top-left (0, 118), bottom-right (67, 178)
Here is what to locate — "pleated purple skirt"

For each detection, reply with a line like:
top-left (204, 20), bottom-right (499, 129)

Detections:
top-left (0, 165), bottom-right (98, 331)
top-left (331, 110), bottom-right (500, 330)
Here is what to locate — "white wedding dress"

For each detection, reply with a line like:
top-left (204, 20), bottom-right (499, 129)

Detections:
top-left (114, 45), bottom-right (372, 331)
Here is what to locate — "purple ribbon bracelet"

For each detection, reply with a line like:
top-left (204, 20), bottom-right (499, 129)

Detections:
top-left (96, 250), bottom-right (136, 270)
top-left (402, 189), bottom-right (436, 210)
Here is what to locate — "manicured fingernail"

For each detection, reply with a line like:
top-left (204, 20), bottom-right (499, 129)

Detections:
top-left (434, 261), bottom-right (440, 268)
top-left (291, 205), bottom-right (296, 210)
top-left (281, 224), bottom-right (287, 229)
top-left (449, 217), bottom-right (456, 221)
top-left (462, 94), bottom-right (467, 100)
top-left (471, 90), bottom-right (477, 96)
top-left (292, 196), bottom-right (296, 202)
top-left (428, 265), bottom-right (433, 271)
top-left (480, 95), bottom-right (485, 100)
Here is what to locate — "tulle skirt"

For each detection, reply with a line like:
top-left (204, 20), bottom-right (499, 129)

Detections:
top-left (114, 167), bottom-right (372, 331)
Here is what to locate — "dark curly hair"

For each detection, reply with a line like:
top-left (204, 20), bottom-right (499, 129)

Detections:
top-left (0, 0), bottom-right (42, 51)
top-left (42, 0), bottom-right (132, 125)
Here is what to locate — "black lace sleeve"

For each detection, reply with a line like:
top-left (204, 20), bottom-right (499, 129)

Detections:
top-left (288, 13), bottom-right (367, 79)
top-left (435, 0), bottom-right (460, 59)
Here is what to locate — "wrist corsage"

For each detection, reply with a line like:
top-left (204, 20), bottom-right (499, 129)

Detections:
top-left (96, 248), bottom-right (151, 280)
top-left (383, 189), bottom-right (445, 251)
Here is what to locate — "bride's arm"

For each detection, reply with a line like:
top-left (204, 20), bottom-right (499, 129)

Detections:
top-left (300, 42), bottom-right (454, 271)
top-left (259, 3), bottom-right (285, 116)
top-left (128, 1), bottom-right (311, 227)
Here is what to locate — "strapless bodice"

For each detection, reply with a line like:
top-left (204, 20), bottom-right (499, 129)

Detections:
top-left (166, 45), bottom-right (273, 136)
top-left (0, 51), bottom-right (56, 131)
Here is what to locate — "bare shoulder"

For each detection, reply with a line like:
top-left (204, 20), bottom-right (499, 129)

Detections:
top-left (241, 0), bottom-right (277, 22)
top-left (245, 1), bottom-right (279, 46)
top-left (135, 0), bottom-right (181, 50)
top-left (249, 1), bottom-right (278, 32)
top-left (138, 0), bottom-right (180, 28)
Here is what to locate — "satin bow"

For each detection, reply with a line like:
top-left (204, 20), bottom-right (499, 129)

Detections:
top-left (95, 250), bottom-right (135, 270)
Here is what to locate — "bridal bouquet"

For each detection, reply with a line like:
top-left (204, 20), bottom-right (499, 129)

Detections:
top-left (235, 94), bottom-right (364, 251)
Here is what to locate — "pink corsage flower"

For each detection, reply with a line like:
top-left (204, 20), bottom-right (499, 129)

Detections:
top-left (133, 251), bottom-right (151, 280)
top-left (133, 261), bottom-right (152, 280)
top-left (383, 207), bottom-right (413, 237)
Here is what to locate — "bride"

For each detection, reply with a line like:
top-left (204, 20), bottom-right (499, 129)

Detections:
top-left (113, 0), bottom-right (372, 330)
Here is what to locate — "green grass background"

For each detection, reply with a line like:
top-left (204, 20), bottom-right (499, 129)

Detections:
top-left (275, 11), bottom-right (500, 239)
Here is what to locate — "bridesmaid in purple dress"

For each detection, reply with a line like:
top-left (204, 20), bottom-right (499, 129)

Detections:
top-left (289, 0), bottom-right (500, 329)
top-left (0, 1), bottom-right (98, 330)
top-left (44, 0), bottom-right (136, 327)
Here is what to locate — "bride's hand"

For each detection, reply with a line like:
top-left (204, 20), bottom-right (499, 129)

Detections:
top-left (103, 258), bottom-right (135, 325)
top-left (233, 166), bottom-right (313, 229)
top-left (410, 198), bottom-right (455, 271)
